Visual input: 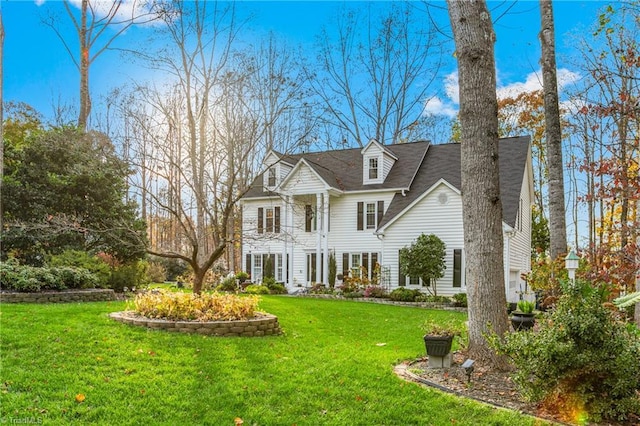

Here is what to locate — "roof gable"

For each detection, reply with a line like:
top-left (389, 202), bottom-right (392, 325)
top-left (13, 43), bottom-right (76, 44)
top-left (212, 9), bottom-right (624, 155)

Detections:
top-left (377, 136), bottom-right (531, 229)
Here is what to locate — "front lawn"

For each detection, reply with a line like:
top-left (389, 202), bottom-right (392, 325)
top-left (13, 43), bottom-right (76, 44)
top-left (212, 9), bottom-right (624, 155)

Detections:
top-left (1, 297), bottom-right (545, 425)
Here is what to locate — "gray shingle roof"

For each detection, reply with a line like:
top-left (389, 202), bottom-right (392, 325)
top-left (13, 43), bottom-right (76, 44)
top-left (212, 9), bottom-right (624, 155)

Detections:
top-left (243, 141), bottom-right (430, 197)
top-left (243, 136), bottom-right (530, 228)
top-left (377, 136), bottom-right (530, 229)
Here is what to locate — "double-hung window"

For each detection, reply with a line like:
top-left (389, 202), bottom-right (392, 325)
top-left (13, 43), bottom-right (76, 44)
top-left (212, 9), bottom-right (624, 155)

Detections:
top-left (357, 201), bottom-right (384, 231)
top-left (257, 206), bottom-right (280, 233)
top-left (267, 168), bottom-right (277, 187)
top-left (368, 157), bottom-right (378, 180)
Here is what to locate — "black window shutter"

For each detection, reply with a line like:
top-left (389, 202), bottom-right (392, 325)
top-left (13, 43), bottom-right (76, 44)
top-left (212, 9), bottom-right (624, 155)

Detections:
top-left (257, 208), bottom-right (264, 234)
top-left (398, 251), bottom-right (405, 286)
top-left (357, 202), bottom-right (364, 230)
top-left (362, 253), bottom-right (369, 277)
top-left (342, 253), bottom-right (349, 278)
top-left (377, 201), bottom-right (384, 228)
top-left (305, 204), bottom-right (312, 232)
top-left (453, 249), bottom-right (462, 288)
top-left (274, 206), bottom-right (281, 233)
top-left (245, 254), bottom-right (251, 276)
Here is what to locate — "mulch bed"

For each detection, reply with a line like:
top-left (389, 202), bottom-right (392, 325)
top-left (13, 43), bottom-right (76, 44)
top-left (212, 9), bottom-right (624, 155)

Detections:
top-left (395, 351), bottom-right (636, 426)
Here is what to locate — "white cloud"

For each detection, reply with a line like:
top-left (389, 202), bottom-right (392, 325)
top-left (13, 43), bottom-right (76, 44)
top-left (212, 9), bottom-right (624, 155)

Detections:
top-left (425, 68), bottom-right (582, 117)
top-left (423, 96), bottom-right (458, 118)
top-left (35, 0), bottom-right (46, 6)
top-left (67, 0), bottom-right (161, 27)
top-left (444, 71), bottom-right (459, 105)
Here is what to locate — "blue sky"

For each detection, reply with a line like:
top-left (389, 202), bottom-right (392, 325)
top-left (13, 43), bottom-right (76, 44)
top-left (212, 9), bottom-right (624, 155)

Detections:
top-left (3, 0), bottom-right (609, 124)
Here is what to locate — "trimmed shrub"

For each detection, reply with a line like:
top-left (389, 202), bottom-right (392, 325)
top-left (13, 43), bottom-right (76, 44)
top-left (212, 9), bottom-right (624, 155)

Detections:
top-left (363, 285), bottom-right (388, 298)
top-left (147, 262), bottom-right (167, 283)
top-left (0, 260), bottom-right (101, 292)
top-left (452, 292), bottom-right (468, 307)
top-left (490, 280), bottom-right (640, 423)
top-left (132, 290), bottom-right (259, 321)
top-left (389, 288), bottom-right (422, 302)
top-left (48, 250), bottom-right (110, 287)
top-left (245, 284), bottom-right (270, 295)
top-left (269, 283), bottom-right (288, 295)
top-left (108, 261), bottom-right (149, 292)
top-left (217, 275), bottom-right (238, 292)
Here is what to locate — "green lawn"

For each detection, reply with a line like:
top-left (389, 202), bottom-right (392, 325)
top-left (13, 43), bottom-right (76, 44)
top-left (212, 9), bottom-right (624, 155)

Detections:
top-left (1, 297), bottom-right (547, 425)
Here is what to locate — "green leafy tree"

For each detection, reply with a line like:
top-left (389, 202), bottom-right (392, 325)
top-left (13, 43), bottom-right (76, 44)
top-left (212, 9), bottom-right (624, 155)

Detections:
top-left (1, 122), bottom-right (147, 264)
top-left (328, 252), bottom-right (337, 289)
top-left (399, 233), bottom-right (446, 296)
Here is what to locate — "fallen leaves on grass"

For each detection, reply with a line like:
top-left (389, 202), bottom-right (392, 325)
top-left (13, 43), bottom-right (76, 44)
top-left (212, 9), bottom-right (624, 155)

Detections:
top-left (75, 394), bottom-right (85, 403)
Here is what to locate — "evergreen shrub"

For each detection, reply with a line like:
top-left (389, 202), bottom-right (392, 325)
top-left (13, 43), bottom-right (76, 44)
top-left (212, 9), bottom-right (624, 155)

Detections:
top-left (490, 280), bottom-right (640, 423)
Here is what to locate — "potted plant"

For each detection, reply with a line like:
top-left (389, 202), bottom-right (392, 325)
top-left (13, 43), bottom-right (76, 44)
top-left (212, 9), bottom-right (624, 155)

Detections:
top-left (510, 299), bottom-right (536, 331)
top-left (422, 320), bottom-right (460, 358)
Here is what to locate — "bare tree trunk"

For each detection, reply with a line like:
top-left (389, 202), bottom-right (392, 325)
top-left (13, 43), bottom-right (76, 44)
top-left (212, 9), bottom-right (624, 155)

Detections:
top-left (540, 0), bottom-right (567, 260)
top-left (0, 11), bottom-right (4, 219)
top-left (447, 0), bottom-right (510, 369)
top-left (77, 0), bottom-right (90, 130)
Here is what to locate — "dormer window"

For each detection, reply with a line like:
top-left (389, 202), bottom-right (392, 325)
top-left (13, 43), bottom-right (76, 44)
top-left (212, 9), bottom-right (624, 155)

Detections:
top-left (368, 157), bottom-right (378, 180)
top-left (267, 167), bottom-right (277, 187)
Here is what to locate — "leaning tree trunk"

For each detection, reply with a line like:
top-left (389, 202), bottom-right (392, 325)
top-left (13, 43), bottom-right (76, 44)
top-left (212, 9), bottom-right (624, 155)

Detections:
top-left (447, 0), bottom-right (510, 369)
top-left (540, 0), bottom-right (567, 260)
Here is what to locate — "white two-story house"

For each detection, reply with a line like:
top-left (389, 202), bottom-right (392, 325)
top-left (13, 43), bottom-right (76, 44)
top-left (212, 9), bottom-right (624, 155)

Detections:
top-left (240, 136), bottom-right (533, 302)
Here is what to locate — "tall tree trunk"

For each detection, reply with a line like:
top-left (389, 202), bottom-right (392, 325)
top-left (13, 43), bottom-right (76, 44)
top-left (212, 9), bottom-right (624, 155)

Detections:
top-left (447, 0), bottom-right (510, 369)
top-left (0, 11), bottom-right (4, 222)
top-left (78, 0), bottom-right (91, 131)
top-left (539, 0), bottom-right (567, 259)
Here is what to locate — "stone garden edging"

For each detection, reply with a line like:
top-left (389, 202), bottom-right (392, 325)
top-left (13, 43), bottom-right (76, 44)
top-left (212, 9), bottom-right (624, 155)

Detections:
top-left (109, 311), bottom-right (282, 337)
top-left (292, 294), bottom-right (467, 312)
top-left (1, 289), bottom-right (117, 303)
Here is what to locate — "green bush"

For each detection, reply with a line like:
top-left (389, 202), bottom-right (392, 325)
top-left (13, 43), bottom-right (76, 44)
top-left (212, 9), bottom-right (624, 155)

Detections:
top-left (389, 288), bottom-right (422, 302)
top-left (217, 275), bottom-right (238, 292)
top-left (452, 293), bottom-right (468, 307)
top-left (0, 260), bottom-right (100, 292)
top-left (108, 261), bottom-right (149, 292)
top-left (424, 295), bottom-right (451, 303)
top-left (269, 283), bottom-right (288, 295)
top-left (147, 262), bottom-right (167, 283)
top-left (490, 280), bottom-right (640, 423)
top-left (245, 284), bottom-right (270, 295)
top-left (48, 250), bottom-right (110, 287)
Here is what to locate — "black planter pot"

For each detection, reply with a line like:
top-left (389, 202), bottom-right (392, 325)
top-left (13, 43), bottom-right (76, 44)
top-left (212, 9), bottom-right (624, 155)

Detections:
top-left (510, 312), bottom-right (535, 331)
top-left (423, 335), bottom-right (454, 357)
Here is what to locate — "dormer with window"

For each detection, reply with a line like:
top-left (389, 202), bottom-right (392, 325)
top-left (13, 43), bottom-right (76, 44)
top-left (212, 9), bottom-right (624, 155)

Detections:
top-left (361, 139), bottom-right (398, 185)
top-left (262, 150), bottom-right (293, 192)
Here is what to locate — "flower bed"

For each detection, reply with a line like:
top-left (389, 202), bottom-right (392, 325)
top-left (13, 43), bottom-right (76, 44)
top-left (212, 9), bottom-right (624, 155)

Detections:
top-left (109, 311), bottom-right (281, 337)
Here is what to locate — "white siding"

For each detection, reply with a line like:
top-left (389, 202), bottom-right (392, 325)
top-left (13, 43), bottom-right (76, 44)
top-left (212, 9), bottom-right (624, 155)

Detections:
top-left (281, 164), bottom-right (327, 195)
top-left (382, 183), bottom-right (465, 296)
top-left (504, 163), bottom-right (533, 302)
top-left (381, 153), bottom-right (395, 181)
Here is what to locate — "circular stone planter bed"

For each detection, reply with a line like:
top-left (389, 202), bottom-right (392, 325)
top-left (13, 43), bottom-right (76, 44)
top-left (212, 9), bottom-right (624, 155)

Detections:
top-left (109, 311), bottom-right (281, 337)
top-left (1, 288), bottom-right (117, 303)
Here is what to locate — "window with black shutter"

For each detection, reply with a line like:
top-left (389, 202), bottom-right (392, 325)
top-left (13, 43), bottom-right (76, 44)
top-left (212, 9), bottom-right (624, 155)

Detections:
top-left (257, 208), bottom-right (264, 234)
top-left (453, 249), bottom-right (462, 287)
top-left (357, 202), bottom-right (364, 230)
top-left (342, 253), bottom-right (350, 278)
top-left (274, 207), bottom-right (280, 233)
top-left (377, 201), bottom-right (384, 228)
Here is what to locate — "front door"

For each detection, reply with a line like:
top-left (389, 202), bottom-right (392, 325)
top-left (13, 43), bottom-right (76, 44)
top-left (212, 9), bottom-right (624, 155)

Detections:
top-left (306, 253), bottom-right (323, 285)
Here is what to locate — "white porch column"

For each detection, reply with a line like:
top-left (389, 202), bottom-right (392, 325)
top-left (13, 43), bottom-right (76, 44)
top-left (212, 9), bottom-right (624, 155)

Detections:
top-left (316, 193), bottom-right (322, 284)
top-left (322, 191), bottom-right (329, 285)
top-left (282, 197), bottom-right (289, 286)
top-left (287, 195), bottom-right (294, 286)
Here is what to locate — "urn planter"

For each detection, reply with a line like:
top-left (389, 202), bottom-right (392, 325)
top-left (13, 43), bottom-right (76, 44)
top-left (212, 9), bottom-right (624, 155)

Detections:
top-left (510, 312), bottom-right (536, 331)
top-left (423, 334), bottom-right (454, 357)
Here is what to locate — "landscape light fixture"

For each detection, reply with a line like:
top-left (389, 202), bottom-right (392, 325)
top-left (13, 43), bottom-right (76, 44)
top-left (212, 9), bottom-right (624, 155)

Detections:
top-left (461, 359), bottom-right (475, 383)
top-left (565, 250), bottom-right (579, 284)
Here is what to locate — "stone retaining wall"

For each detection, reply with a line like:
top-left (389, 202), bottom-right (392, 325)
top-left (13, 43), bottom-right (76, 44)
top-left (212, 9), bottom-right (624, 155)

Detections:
top-left (109, 311), bottom-right (281, 337)
top-left (1, 289), bottom-right (117, 303)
